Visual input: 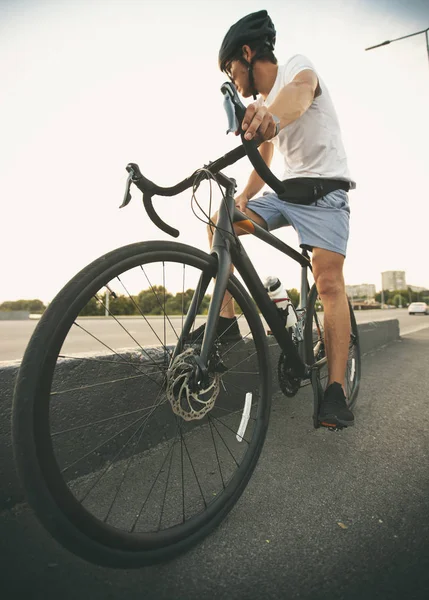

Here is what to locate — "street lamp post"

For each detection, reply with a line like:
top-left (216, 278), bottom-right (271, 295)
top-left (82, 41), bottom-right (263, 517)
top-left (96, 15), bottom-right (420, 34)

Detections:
top-left (365, 27), bottom-right (429, 65)
top-left (104, 284), bottom-right (116, 317)
top-left (368, 30), bottom-right (428, 311)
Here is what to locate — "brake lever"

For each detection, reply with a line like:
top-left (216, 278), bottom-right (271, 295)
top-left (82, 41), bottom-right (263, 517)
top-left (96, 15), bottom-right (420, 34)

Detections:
top-left (221, 81), bottom-right (246, 134)
top-left (119, 169), bottom-right (134, 208)
top-left (223, 94), bottom-right (239, 134)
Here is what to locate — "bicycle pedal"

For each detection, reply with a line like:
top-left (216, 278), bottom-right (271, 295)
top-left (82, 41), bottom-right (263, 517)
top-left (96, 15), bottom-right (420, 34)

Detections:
top-left (319, 421), bottom-right (346, 432)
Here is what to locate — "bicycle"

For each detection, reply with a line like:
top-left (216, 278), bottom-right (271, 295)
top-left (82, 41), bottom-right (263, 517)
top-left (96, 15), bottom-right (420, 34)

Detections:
top-left (12, 82), bottom-right (361, 568)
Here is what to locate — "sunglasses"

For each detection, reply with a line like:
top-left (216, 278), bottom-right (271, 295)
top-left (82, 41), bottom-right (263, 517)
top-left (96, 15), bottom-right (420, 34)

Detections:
top-left (224, 54), bottom-right (242, 79)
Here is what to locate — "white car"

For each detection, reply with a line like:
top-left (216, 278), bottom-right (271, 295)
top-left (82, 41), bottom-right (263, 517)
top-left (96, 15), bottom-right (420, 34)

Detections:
top-left (408, 302), bottom-right (429, 315)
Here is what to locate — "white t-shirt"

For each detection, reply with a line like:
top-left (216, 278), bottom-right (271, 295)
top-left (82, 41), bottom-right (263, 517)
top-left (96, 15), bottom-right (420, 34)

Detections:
top-left (258, 55), bottom-right (355, 185)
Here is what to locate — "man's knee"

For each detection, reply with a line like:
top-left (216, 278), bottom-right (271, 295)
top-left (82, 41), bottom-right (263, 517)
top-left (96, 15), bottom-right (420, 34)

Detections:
top-left (315, 271), bottom-right (345, 297)
top-left (312, 249), bottom-right (345, 297)
top-left (206, 207), bottom-right (267, 243)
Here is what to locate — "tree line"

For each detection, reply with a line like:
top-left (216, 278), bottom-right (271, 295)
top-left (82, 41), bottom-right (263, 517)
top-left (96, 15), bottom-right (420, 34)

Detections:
top-left (80, 287), bottom-right (212, 316)
top-left (374, 289), bottom-right (429, 307)
top-left (0, 288), bottom-right (302, 317)
top-left (15, 285), bottom-right (428, 316)
top-left (0, 299), bottom-right (46, 313)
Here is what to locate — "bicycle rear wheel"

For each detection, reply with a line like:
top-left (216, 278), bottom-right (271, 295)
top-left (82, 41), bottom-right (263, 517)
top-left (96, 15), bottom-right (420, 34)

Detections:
top-left (304, 283), bottom-right (361, 411)
top-left (12, 241), bottom-right (271, 567)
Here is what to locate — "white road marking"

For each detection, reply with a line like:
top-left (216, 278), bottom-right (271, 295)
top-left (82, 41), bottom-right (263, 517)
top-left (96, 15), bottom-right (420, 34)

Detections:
top-left (401, 323), bottom-right (429, 336)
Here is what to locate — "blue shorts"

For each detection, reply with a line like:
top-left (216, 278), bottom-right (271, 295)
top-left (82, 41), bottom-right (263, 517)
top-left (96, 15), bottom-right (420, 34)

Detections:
top-left (246, 189), bottom-right (350, 257)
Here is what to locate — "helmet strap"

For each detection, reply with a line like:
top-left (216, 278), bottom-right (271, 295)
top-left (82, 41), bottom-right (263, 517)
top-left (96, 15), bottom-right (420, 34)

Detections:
top-left (239, 57), bottom-right (258, 100)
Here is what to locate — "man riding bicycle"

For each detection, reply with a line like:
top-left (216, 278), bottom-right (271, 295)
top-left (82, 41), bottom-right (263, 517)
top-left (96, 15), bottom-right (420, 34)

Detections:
top-left (193, 10), bottom-right (356, 429)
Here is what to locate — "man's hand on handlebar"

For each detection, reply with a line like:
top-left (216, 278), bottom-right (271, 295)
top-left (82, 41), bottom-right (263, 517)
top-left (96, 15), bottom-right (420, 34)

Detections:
top-left (237, 104), bottom-right (279, 142)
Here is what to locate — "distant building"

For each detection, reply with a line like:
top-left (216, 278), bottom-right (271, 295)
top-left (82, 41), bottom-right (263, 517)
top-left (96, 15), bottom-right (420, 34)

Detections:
top-left (382, 271), bottom-right (406, 291)
top-left (346, 284), bottom-right (376, 299)
top-left (409, 285), bottom-right (427, 293)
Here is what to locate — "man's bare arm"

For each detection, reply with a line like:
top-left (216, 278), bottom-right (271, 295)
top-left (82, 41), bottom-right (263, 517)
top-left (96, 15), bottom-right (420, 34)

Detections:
top-left (242, 69), bottom-right (319, 142)
top-left (268, 69), bottom-right (319, 131)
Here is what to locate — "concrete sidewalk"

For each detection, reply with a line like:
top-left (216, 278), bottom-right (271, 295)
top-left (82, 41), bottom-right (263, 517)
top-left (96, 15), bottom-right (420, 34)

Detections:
top-left (1, 328), bottom-right (428, 599)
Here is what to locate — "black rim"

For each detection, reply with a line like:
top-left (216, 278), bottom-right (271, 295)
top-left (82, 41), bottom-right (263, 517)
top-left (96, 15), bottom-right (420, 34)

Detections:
top-left (26, 246), bottom-right (270, 552)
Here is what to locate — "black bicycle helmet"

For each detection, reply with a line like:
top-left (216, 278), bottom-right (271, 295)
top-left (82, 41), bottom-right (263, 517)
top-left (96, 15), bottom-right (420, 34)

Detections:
top-left (218, 10), bottom-right (276, 72)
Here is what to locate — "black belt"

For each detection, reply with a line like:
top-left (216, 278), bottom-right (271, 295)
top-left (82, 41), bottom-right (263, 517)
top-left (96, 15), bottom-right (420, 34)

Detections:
top-left (277, 178), bottom-right (352, 205)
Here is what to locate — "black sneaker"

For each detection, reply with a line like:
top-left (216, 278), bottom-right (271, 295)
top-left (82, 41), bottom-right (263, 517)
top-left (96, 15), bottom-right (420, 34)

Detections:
top-left (186, 316), bottom-right (242, 344)
top-left (318, 382), bottom-right (354, 428)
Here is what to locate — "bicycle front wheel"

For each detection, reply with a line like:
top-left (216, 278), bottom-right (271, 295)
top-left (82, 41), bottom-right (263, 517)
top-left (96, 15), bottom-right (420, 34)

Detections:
top-left (12, 241), bottom-right (271, 567)
top-left (304, 283), bottom-right (361, 410)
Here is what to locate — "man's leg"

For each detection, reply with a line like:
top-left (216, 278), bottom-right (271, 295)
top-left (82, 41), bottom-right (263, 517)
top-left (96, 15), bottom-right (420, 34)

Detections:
top-left (311, 247), bottom-right (350, 388)
top-left (311, 247), bottom-right (354, 427)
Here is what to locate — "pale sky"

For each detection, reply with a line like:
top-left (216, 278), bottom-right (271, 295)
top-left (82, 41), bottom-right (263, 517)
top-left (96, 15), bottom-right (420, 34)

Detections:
top-left (1, 0), bottom-right (429, 303)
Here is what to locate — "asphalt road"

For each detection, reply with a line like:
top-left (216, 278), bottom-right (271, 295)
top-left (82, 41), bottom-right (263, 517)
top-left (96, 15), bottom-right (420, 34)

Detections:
top-left (1, 328), bottom-right (428, 599)
top-left (1, 309), bottom-right (428, 362)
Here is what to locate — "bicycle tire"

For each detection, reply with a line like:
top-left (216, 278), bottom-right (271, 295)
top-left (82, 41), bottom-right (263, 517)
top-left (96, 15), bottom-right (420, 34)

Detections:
top-left (304, 283), bottom-right (361, 410)
top-left (12, 240), bottom-right (272, 567)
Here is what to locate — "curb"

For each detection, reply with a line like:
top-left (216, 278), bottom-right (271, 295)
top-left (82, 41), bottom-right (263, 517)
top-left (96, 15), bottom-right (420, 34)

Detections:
top-left (0, 319), bottom-right (400, 510)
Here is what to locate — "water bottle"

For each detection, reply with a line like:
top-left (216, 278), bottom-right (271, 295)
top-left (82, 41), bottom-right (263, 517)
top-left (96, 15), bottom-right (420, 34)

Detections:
top-left (263, 276), bottom-right (298, 328)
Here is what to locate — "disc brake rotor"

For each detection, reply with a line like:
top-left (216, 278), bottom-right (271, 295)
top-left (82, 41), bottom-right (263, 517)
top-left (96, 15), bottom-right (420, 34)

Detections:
top-left (166, 348), bottom-right (220, 421)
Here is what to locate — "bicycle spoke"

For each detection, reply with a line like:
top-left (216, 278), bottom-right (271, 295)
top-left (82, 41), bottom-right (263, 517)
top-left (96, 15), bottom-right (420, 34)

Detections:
top-left (78, 415), bottom-right (148, 504)
top-left (208, 418), bottom-right (226, 489)
top-left (76, 378), bottom-right (169, 504)
top-left (225, 370), bottom-right (260, 375)
top-left (103, 390), bottom-right (173, 523)
top-left (157, 423), bottom-right (179, 531)
top-left (213, 405), bottom-right (255, 418)
top-left (61, 389), bottom-right (168, 475)
top-left (180, 428), bottom-right (208, 509)
top-left (180, 429), bottom-right (185, 524)
top-left (216, 379), bottom-right (260, 408)
top-left (208, 416), bottom-right (241, 466)
top-left (220, 350), bottom-right (261, 375)
top-left (210, 412), bottom-right (252, 445)
top-left (72, 322), bottom-right (163, 387)
top-left (58, 355), bottom-right (147, 367)
top-left (52, 403), bottom-right (166, 437)
top-left (95, 293), bottom-right (169, 363)
top-left (220, 330), bottom-right (252, 358)
top-left (181, 264), bottom-right (185, 333)
top-left (116, 275), bottom-right (170, 351)
top-left (51, 372), bottom-right (157, 397)
top-left (130, 432), bottom-right (178, 533)
top-left (140, 265), bottom-right (180, 343)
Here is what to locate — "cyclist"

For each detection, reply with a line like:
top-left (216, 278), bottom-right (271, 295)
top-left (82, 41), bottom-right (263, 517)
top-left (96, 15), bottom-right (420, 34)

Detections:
top-left (193, 10), bottom-right (355, 428)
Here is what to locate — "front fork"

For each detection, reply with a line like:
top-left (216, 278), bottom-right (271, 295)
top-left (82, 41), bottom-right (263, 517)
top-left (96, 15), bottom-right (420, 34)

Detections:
top-left (172, 178), bottom-right (237, 385)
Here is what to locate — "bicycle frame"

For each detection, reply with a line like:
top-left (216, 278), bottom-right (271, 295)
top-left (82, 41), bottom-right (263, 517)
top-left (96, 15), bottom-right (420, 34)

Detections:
top-left (183, 174), bottom-right (313, 381)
